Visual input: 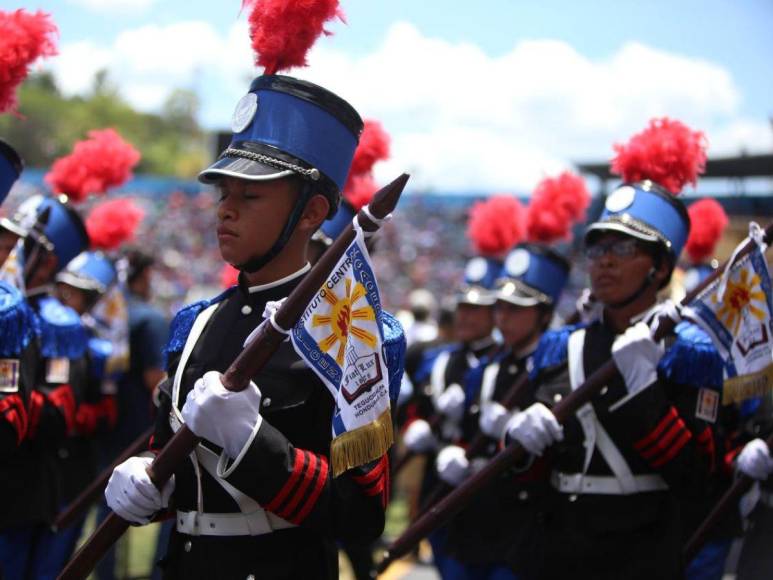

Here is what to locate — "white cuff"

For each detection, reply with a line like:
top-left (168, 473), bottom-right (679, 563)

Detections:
top-left (216, 414), bottom-right (264, 479)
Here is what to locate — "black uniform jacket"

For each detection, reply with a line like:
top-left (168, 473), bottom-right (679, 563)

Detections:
top-left (152, 273), bottom-right (389, 580)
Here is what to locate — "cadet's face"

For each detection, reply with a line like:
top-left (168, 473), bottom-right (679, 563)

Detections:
top-left (216, 177), bottom-right (299, 266)
top-left (0, 229), bottom-right (19, 266)
top-left (454, 303), bottom-right (494, 344)
top-left (494, 301), bottom-right (541, 348)
top-left (56, 283), bottom-right (88, 315)
top-left (587, 232), bottom-right (655, 306)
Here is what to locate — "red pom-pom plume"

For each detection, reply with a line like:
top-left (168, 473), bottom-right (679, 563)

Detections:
top-left (0, 9), bottom-right (58, 114)
top-left (220, 263), bottom-right (240, 288)
top-left (467, 195), bottom-right (526, 257)
top-left (526, 171), bottom-right (591, 244)
top-left (45, 129), bottom-right (141, 202)
top-left (685, 198), bottom-right (728, 264)
top-left (243, 0), bottom-right (343, 75)
top-left (611, 117), bottom-right (707, 195)
top-left (86, 198), bottom-right (145, 251)
top-left (342, 120), bottom-right (391, 212)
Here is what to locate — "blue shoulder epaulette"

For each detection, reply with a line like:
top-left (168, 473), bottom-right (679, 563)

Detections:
top-left (88, 336), bottom-right (113, 381)
top-left (463, 347), bottom-right (508, 407)
top-left (381, 311), bottom-right (406, 405)
top-left (163, 287), bottom-right (236, 365)
top-left (658, 321), bottom-right (725, 390)
top-left (414, 342), bottom-right (461, 385)
top-left (530, 323), bottom-right (587, 381)
top-left (35, 295), bottom-right (88, 359)
top-left (0, 282), bottom-right (36, 358)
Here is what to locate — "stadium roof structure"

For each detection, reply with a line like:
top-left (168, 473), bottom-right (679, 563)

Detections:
top-left (576, 153), bottom-right (773, 217)
top-left (576, 153), bottom-right (773, 181)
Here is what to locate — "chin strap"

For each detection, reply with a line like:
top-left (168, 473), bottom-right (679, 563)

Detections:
top-left (237, 183), bottom-right (315, 274)
top-left (606, 267), bottom-right (658, 310)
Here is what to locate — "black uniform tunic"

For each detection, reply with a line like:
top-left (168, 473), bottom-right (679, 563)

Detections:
top-left (527, 319), bottom-right (713, 580)
top-left (445, 350), bottom-right (547, 575)
top-left (153, 272), bottom-right (389, 579)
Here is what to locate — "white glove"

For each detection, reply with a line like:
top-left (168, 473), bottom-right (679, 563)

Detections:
top-left (505, 403), bottom-right (563, 456)
top-left (435, 383), bottom-right (466, 422)
top-left (479, 401), bottom-right (512, 439)
top-left (436, 445), bottom-right (471, 486)
top-left (182, 371), bottom-right (263, 459)
top-left (737, 439), bottom-right (773, 481)
top-left (105, 455), bottom-right (174, 525)
top-left (403, 419), bottom-right (437, 453)
top-left (611, 322), bottom-right (664, 395)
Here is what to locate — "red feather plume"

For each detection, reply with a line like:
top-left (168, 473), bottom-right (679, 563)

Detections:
top-left (342, 173), bottom-right (377, 213)
top-left (467, 195), bottom-right (526, 257)
top-left (685, 198), bottom-right (728, 263)
top-left (526, 171), bottom-right (591, 244)
top-left (86, 198), bottom-right (145, 251)
top-left (611, 117), bottom-right (707, 195)
top-left (45, 129), bottom-right (141, 202)
top-left (243, 0), bottom-right (343, 75)
top-left (0, 9), bottom-right (58, 114)
top-left (220, 263), bottom-right (240, 288)
top-left (342, 120), bottom-right (391, 211)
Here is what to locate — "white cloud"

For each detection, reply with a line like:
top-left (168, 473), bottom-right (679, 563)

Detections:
top-left (47, 20), bottom-right (769, 192)
top-left (68, 0), bottom-right (157, 13)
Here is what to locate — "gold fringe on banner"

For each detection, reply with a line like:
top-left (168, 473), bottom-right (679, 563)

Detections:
top-left (331, 408), bottom-right (394, 477)
top-left (722, 362), bottom-right (773, 406)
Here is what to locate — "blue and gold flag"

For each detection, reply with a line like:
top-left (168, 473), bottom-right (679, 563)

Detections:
top-left (684, 223), bottom-right (773, 405)
top-left (290, 225), bottom-right (393, 476)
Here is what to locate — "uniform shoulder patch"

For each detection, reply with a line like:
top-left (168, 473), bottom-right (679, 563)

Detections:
top-left (414, 343), bottom-right (460, 385)
top-left (658, 321), bottom-right (725, 390)
top-left (0, 281), bottom-right (35, 358)
top-left (530, 323), bottom-right (587, 380)
top-left (35, 295), bottom-right (88, 359)
top-left (164, 287), bottom-right (236, 363)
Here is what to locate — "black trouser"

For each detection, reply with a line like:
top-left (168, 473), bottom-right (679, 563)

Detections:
top-left (159, 527), bottom-right (338, 580)
top-left (538, 493), bottom-right (683, 580)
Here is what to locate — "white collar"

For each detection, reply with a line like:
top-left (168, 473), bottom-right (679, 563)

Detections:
top-left (247, 263), bottom-right (311, 293)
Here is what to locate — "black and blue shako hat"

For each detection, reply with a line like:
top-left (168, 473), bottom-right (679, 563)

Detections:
top-left (496, 243), bottom-right (570, 307)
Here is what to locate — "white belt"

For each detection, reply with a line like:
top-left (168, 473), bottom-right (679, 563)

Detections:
top-left (176, 508), bottom-right (296, 537)
top-left (551, 471), bottom-right (668, 495)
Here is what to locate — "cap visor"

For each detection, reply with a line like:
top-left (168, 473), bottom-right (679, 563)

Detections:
top-left (56, 271), bottom-right (105, 293)
top-left (198, 155), bottom-right (294, 184)
top-left (456, 290), bottom-right (496, 307)
top-left (495, 292), bottom-right (542, 307)
top-left (0, 218), bottom-right (26, 238)
top-left (585, 222), bottom-right (660, 245)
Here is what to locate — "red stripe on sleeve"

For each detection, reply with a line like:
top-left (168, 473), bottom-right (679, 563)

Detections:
top-left (352, 456), bottom-right (388, 486)
top-left (277, 452), bottom-right (318, 520)
top-left (265, 449), bottom-right (306, 512)
top-left (634, 407), bottom-right (679, 451)
top-left (293, 455), bottom-right (329, 524)
top-left (639, 419), bottom-right (687, 460)
top-left (0, 394), bottom-right (28, 444)
top-left (651, 431), bottom-right (693, 468)
top-left (27, 390), bottom-right (45, 439)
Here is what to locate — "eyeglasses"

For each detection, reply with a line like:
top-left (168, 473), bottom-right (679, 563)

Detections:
top-left (584, 239), bottom-right (640, 260)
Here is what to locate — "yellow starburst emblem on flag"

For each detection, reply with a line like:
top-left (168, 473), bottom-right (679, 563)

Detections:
top-left (712, 268), bottom-right (767, 335)
top-left (313, 278), bottom-right (377, 365)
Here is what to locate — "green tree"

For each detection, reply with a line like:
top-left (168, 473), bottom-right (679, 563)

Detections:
top-left (0, 72), bottom-right (210, 178)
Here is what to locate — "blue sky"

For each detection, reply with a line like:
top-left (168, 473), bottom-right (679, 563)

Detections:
top-left (6, 0), bottom-right (773, 192)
